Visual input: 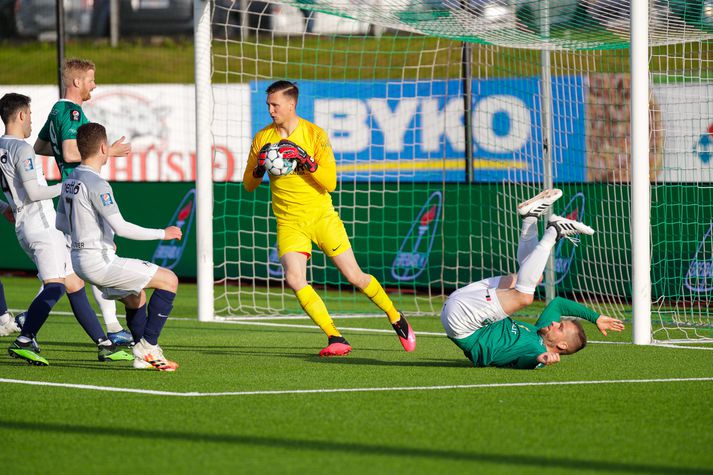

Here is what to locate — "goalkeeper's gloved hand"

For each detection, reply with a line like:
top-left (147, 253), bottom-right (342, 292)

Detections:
top-left (254, 143), bottom-right (271, 178)
top-left (278, 139), bottom-right (318, 173)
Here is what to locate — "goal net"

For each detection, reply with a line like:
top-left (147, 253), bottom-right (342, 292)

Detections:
top-left (206, 0), bottom-right (713, 341)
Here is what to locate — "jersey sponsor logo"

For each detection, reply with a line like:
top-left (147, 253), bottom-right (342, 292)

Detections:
top-left (23, 158), bottom-right (34, 171)
top-left (539, 192), bottom-right (586, 287)
top-left (684, 222), bottom-right (713, 293)
top-left (64, 181), bottom-right (80, 194)
top-left (152, 188), bottom-right (195, 270)
top-left (267, 241), bottom-right (284, 277)
top-left (70, 110), bottom-right (80, 122)
top-left (391, 191), bottom-right (442, 281)
top-left (100, 193), bottom-right (114, 206)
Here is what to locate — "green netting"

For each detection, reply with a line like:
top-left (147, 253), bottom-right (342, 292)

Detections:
top-left (282, 0), bottom-right (713, 49)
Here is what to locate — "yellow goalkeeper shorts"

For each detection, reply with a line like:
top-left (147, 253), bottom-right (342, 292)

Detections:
top-left (277, 209), bottom-right (351, 258)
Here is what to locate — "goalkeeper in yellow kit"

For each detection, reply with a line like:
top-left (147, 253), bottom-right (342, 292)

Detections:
top-left (243, 80), bottom-right (416, 356)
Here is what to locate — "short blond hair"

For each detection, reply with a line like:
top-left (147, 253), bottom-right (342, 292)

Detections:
top-left (62, 58), bottom-right (95, 88)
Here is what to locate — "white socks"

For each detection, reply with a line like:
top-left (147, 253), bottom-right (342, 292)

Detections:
top-left (515, 226), bottom-right (557, 294)
top-left (91, 285), bottom-right (122, 333)
top-left (517, 216), bottom-right (539, 267)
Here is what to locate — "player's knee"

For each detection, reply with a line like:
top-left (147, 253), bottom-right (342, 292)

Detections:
top-left (162, 269), bottom-right (179, 293)
top-left (517, 292), bottom-right (535, 307)
top-left (64, 273), bottom-right (84, 293)
top-left (284, 270), bottom-right (306, 290)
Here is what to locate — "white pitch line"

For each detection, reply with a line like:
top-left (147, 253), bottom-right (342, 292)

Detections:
top-left (1, 377), bottom-right (712, 398)
top-left (11, 309), bottom-right (713, 349)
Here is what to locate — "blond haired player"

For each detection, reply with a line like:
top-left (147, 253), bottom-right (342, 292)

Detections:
top-left (243, 80), bottom-right (416, 356)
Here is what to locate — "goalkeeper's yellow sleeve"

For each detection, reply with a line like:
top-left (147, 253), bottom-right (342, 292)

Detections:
top-left (308, 129), bottom-right (337, 192)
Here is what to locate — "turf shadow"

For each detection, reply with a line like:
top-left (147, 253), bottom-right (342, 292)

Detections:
top-left (307, 356), bottom-right (472, 368)
top-left (0, 419), bottom-right (709, 474)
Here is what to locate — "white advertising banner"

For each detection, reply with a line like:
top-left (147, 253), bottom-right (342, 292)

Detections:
top-left (654, 83), bottom-right (713, 183)
top-left (0, 84), bottom-right (251, 182)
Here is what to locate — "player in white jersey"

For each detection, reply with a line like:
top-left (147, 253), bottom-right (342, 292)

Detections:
top-left (0, 93), bottom-right (133, 366)
top-left (57, 122), bottom-right (182, 371)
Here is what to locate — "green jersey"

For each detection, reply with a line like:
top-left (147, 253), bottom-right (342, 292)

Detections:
top-left (453, 297), bottom-right (600, 369)
top-left (38, 99), bottom-right (90, 180)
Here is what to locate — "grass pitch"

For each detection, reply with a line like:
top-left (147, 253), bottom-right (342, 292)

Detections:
top-left (1, 274), bottom-right (712, 474)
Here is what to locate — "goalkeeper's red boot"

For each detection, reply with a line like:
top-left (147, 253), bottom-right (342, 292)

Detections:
top-left (392, 312), bottom-right (416, 352)
top-left (319, 336), bottom-right (352, 357)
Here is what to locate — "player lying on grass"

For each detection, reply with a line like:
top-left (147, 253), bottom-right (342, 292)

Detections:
top-left (441, 189), bottom-right (625, 369)
top-left (0, 93), bottom-right (133, 365)
top-left (33, 58), bottom-right (133, 346)
top-left (243, 80), bottom-right (416, 357)
top-left (56, 123), bottom-right (182, 371)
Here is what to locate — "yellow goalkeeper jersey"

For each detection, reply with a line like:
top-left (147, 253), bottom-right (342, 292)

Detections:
top-left (243, 118), bottom-right (337, 221)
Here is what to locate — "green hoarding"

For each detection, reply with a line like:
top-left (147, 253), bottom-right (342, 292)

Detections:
top-left (2, 182), bottom-right (710, 303)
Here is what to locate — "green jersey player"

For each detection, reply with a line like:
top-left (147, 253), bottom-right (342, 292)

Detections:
top-left (441, 189), bottom-right (625, 369)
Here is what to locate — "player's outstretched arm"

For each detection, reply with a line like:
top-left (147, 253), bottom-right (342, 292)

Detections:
top-left (163, 225), bottom-right (183, 241)
top-left (105, 212), bottom-right (168, 241)
top-left (108, 136), bottom-right (131, 157)
top-left (595, 315), bottom-right (625, 336)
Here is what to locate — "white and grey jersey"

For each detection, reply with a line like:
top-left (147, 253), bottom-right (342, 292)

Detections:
top-left (57, 165), bottom-right (120, 251)
top-left (0, 135), bottom-right (56, 230)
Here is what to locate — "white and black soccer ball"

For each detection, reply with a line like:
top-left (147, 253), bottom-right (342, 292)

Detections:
top-left (264, 144), bottom-right (295, 177)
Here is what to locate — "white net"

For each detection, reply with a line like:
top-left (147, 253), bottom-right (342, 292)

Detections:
top-left (208, 0), bottom-right (713, 340)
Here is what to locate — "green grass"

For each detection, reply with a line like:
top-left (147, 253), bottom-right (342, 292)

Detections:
top-left (1, 275), bottom-right (712, 473)
top-left (2, 36), bottom-right (711, 85)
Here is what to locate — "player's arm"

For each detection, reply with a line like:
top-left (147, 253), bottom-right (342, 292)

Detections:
top-left (310, 134), bottom-right (336, 192)
top-left (108, 136), bottom-right (131, 157)
top-left (17, 145), bottom-right (62, 201)
top-left (278, 133), bottom-right (336, 192)
top-left (91, 185), bottom-right (180, 241)
top-left (535, 297), bottom-right (624, 336)
top-left (34, 119), bottom-right (53, 156)
top-left (34, 139), bottom-right (53, 156)
top-left (105, 213), bottom-right (181, 241)
top-left (243, 140), bottom-right (268, 192)
top-left (62, 139), bottom-right (82, 164)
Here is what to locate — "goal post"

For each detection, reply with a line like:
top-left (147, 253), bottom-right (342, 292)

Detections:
top-left (194, 0), bottom-right (214, 322)
top-left (195, 0), bottom-right (713, 343)
top-left (631, 0), bottom-right (652, 345)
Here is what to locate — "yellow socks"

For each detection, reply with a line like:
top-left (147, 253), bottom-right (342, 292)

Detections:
top-left (295, 285), bottom-right (341, 337)
top-left (362, 275), bottom-right (401, 324)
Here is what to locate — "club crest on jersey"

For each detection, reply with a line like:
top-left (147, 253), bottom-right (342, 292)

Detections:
top-left (71, 110), bottom-right (80, 121)
top-left (23, 158), bottom-right (34, 171)
top-left (100, 193), bottom-right (113, 206)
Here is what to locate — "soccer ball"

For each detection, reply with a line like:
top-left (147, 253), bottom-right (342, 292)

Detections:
top-left (264, 144), bottom-right (296, 177)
